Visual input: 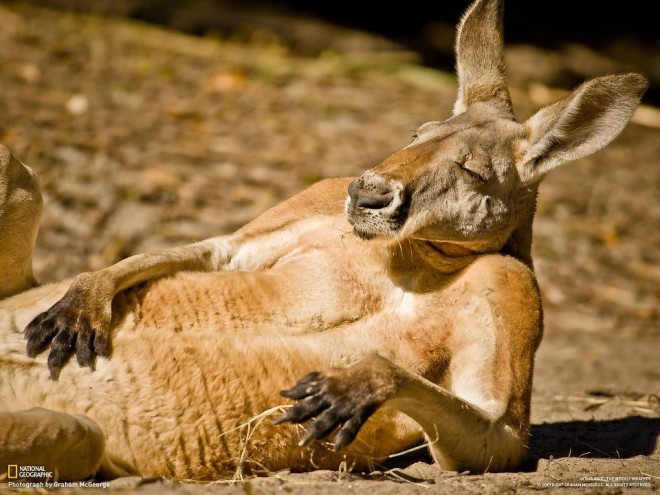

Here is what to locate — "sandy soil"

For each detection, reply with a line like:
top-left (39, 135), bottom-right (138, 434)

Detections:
top-left (0, 3), bottom-right (658, 493)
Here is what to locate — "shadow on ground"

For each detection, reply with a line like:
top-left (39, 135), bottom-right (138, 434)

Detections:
top-left (376, 416), bottom-right (660, 473)
top-left (525, 416), bottom-right (660, 468)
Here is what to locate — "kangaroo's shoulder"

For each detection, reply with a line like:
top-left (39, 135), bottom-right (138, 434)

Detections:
top-left (462, 254), bottom-right (542, 331)
top-left (237, 178), bottom-right (354, 238)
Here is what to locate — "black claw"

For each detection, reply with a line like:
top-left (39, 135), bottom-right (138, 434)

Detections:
top-left (272, 413), bottom-right (290, 425)
top-left (299, 408), bottom-right (341, 446)
top-left (93, 333), bottom-right (111, 358)
top-left (49, 364), bottom-right (62, 382)
top-left (25, 318), bottom-right (58, 358)
top-left (289, 394), bottom-right (332, 423)
top-left (334, 406), bottom-right (376, 451)
top-left (47, 329), bottom-right (77, 380)
top-left (75, 326), bottom-right (96, 369)
top-left (273, 393), bottom-right (331, 425)
top-left (334, 416), bottom-right (362, 451)
top-left (280, 372), bottom-right (322, 400)
top-left (24, 300), bottom-right (66, 358)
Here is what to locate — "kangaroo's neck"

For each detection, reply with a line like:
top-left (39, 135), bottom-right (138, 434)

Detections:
top-left (501, 185), bottom-right (539, 270)
top-left (382, 185), bottom-right (539, 279)
top-left (383, 240), bottom-right (479, 282)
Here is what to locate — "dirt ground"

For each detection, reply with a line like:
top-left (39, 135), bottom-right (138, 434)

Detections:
top-left (0, 3), bottom-right (658, 493)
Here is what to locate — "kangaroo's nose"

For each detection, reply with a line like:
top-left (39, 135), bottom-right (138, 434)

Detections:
top-left (348, 178), bottom-right (397, 210)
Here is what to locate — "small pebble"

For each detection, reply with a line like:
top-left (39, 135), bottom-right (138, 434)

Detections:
top-left (66, 94), bottom-right (89, 115)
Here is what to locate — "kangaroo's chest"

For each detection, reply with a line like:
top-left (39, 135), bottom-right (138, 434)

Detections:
top-left (119, 217), bottom-right (467, 342)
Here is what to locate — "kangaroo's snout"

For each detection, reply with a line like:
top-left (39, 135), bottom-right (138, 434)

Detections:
top-left (346, 173), bottom-right (406, 240)
top-left (348, 175), bottom-right (403, 213)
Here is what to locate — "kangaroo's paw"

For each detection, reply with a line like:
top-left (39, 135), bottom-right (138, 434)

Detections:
top-left (24, 273), bottom-right (113, 380)
top-left (274, 353), bottom-right (397, 451)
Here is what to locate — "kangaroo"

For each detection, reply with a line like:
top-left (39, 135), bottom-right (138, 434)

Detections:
top-left (0, 0), bottom-right (646, 482)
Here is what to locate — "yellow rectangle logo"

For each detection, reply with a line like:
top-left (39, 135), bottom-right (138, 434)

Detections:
top-left (7, 465), bottom-right (18, 479)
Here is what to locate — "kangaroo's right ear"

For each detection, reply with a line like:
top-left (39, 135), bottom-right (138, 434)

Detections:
top-left (516, 73), bottom-right (648, 185)
top-left (453, 0), bottom-right (512, 117)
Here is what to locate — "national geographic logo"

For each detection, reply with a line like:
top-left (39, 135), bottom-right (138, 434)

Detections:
top-left (5, 464), bottom-right (54, 479)
top-left (4, 463), bottom-right (116, 489)
top-left (4, 465), bottom-right (111, 490)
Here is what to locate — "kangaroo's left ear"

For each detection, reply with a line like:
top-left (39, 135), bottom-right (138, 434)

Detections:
top-left (517, 73), bottom-right (648, 185)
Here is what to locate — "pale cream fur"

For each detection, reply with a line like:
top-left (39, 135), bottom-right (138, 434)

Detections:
top-left (0, 0), bottom-right (647, 482)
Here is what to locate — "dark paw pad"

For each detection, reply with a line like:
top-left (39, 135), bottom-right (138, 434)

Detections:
top-left (24, 285), bottom-right (111, 380)
top-left (274, 368), bottom-right (386, 451)
top-left (24, 310), bottom-right (60, 358)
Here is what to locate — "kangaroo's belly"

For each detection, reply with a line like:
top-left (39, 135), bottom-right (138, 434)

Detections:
top-left (0, 267), bottom-right (425, 478)
top-left (0, 320), bottom-right (422, 479)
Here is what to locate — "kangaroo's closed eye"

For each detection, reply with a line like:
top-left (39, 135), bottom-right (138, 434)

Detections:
top-left (457, 161), bottom-right (488, 182)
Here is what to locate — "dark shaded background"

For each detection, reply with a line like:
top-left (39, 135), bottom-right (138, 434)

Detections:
top-left (21, 0), bottom-right (660, 104)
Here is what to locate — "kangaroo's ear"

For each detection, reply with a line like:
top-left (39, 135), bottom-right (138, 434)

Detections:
top-left (516, 73), bottom-right (648, 185)
top-left (453, 0), bottom-right (512, 116)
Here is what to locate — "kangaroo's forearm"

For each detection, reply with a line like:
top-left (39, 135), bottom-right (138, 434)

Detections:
top-left (387, 363), bottom-right (525, 472)
top-left (108, 237), bottom-right (235, 294)
top-left (389, 367), bottom-right (491, 430)
top-left (88, 177), bottom-right (354, 295)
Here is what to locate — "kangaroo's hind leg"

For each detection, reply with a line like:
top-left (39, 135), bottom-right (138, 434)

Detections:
top-left (0, 145), bottom-right (43, 300)
top-left (0, 147), bottom-right (137, 481)
top-left (0, 408), bottom-right (137, 481)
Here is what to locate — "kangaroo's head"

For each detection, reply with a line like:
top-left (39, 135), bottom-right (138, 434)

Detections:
top-left (346, 0), bottom-right (647, 262)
